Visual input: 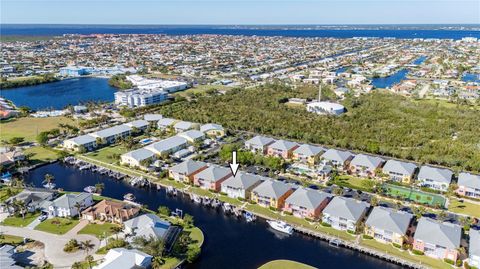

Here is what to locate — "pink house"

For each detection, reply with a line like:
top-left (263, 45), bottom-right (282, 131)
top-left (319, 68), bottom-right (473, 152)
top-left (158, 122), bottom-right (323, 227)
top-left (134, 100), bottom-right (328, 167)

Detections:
top-left (283, 188), bottom-right (332, 219)
top-left (413, 217), bottom-right (461, 261)
top-left (193, 165), bottom-right (232, 192)
top-left (267, 140), bottom-right (299, 159)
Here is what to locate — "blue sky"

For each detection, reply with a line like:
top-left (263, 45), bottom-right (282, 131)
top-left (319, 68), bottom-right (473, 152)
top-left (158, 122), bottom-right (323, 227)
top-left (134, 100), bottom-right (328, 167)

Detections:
top-left (1, 0), bottom-right (479, 24)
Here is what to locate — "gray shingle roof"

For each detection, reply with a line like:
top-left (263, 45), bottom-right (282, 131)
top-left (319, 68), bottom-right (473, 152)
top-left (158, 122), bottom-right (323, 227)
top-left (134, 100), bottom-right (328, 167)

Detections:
top-left (157, 118), bottom-right (176, 127)
top-left (174, 121), bottom-right (195, 130)
top-left (124, 119), bottom-right (149, 129)
top-left (245, 135), bottom-right (275, 147)
top-left (285, 187), bottom-right (332, 210)
top-left (122, 148), bottom-right (155, 162)
top-left (144, 114), bottom-right (163, 122)
top-left (382, 160), bottom-right (418, 176)
top-left (458, 172), bottom-right (480, 189)
top-left (92, 124), bottom-right (132, 139)
top-left (51, 193), bottom-right (91, 209)
top-left (470, 229), bottom-right (480, 258)
top-left (321, 149), bottom-right (354, 163)
top-left (177, 130), bottom-right (205, 141)
top-left (293, 144), bottom-right (325, 156)
top-left (67, 134), bottom-right (96, 145)
top-left (251, 180), bottom-right (292, 199)
top-left (169, 160), bottom-right (207, 175)
top-left (221, 172), bottom-right (265, 190)
top-left (145, 136), bottom-right (188, 154)
top-left (350, 154), bottom-right (385, 170)
top-left (268, 140), bottom-right (299, 151)
top-left (124, 213), bottom-right (171, 240)
top-left (194, 165), bottom-right (231, 183)
top-left (365, 206), bottom-right (413, 235)
top-left (95, 248), bottom-right (151, 269)
top-left (200, 123), bottom-right (224, 133)
top-left (418, 166), bottom-right (453, 184)
top-left (414, 217), bottom-right (461, 249)
top-left (322, 196), bottom-right (370, 222)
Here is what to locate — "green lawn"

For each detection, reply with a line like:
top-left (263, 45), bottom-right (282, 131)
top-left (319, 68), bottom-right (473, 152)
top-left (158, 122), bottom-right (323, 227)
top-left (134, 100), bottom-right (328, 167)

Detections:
top-left (0, 116), bottom-right (75, 143)
top-left (360, 238), bottom-right (451, 269)
top-left (85, 144), bottom-right (129, 164)
top-left (24, 146), bottom-right (60, 164)
top-left (78, 223), bottom-right (120, 238)
top-left (0, 234), bottom-right (25, 245)
top-left (1, 212), bottom-right (40, 227)
top-left (35, 217), bottom-right (79, 235)
top-left (185, 227), bottom-right (204, 248)
top-left (173, 84), bottom-right (229, 97)
top-left (259, 260), bottom-right (316, 269)
top-left (330, 175), bottom-right (376, 192)
top-left (383, 183), bottom-right (446, 207)
top-left (0, 187), bottom-right (22, 202)
top-left (448, 198), bottom-right (480, 218)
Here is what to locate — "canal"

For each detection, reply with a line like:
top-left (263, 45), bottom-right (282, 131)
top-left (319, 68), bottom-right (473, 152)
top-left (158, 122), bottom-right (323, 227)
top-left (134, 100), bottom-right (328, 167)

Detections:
top-left (24, 162), bottom-right (402, 269)
top-left (0, 77), bottom-right (117, 110)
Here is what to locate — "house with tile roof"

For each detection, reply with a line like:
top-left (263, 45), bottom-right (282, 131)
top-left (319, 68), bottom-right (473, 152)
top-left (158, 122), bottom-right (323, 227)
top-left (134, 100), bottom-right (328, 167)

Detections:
top-left (82, 199), bottom-right (140, 224)
top-left (283, 187), bottom-right (332, 219)
top-left (251, 180), bottom-right (294, 209)
top-left (364, 206), bottom-right (413, 245)
top-left (413, 217), bottom-right (462, 261)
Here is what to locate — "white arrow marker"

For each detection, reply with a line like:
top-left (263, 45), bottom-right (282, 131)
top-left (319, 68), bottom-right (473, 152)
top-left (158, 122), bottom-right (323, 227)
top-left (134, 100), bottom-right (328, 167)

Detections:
top-left (229, 151), bottom-right (239, 177)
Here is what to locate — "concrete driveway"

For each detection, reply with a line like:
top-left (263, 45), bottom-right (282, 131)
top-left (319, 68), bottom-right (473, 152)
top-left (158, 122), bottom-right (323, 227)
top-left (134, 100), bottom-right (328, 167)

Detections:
top-left (0, 220), bottom-right (101, 268)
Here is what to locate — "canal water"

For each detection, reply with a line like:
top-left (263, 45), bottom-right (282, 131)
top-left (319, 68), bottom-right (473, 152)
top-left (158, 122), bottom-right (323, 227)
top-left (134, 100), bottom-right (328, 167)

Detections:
top-left (24, 162), bottom-right (402, 269)
top-left (0, 77), bottom-right (117, 110)
top-left (372, 56), bottom-right (427, 89)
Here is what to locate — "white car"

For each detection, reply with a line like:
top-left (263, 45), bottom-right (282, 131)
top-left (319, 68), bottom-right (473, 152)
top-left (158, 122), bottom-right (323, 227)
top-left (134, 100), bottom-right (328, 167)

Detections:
top-left (39, 214), bottom-right (48, 222)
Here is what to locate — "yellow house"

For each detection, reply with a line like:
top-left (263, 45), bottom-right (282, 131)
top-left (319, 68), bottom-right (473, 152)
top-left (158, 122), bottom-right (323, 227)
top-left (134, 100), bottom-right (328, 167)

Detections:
top-left (364, 207), bottom-right (413, 246)
top-left (292, 144), bottom-right (324, 167)
top-left (250, 180), bottom-right (293, 209)
top-left (382, 160), bottom-right (418, 185)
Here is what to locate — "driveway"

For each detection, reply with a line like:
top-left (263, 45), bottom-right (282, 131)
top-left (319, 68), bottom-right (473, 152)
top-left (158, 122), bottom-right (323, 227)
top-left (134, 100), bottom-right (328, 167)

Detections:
top-left (0, 220), bottom-right (101, 268)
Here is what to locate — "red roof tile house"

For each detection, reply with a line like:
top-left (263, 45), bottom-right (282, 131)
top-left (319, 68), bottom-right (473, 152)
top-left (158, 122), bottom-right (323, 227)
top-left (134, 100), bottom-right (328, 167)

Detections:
top-left (82, 200), bottom-right (140, 224)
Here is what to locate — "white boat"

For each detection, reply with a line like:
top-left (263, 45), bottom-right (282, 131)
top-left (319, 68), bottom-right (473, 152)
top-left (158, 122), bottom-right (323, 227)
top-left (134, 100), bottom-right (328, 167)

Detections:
top-left (123, 193), bottom-right (136, 202)
top-left (266, 220), bottom-right (294, 235)
top-left (191, 194), bottom-right (202, 204)
top-left (244, 211), bottom-right (256, 222)
top-left (43, 183), bottom-right (56, 189)
top-left (83, 186), bottom-right (96, 193)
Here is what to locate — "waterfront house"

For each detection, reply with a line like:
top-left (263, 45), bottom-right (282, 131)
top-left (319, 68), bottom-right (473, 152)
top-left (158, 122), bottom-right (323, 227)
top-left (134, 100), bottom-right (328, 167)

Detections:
top-left (47, 192), bottom-right (93, 218)
top-left (124, 214), bottom-right (176, 242)
top-left (177, 130), bottom-right (205, 143)
top-left (91, 124), bottom-right (132, 145)
top-left (364, 206), bottom-right (413, 245)
top-left (469, 229), bottom-right (480, 268)
top-left (0, 149), bottom-right (24, 166)
top-left (63, 134), bottom-right (97, 152)
top-left (173, 121), bottom-right (197, 133)
top-left (292, 144), bottom-right (325, 166)
top-left (1, 188), bottom-right (55, 214)
top-left (157, 118), bottom-right (176, 130)
top-left (93, 248), bottom-right (152, 269)
top-left (200, 123), bottom-right (225, 138)
top-left (144, 136), bottom-right (188, 156)
top-left (283, 187), bottom-right (332, 219)
top-left (244, 135), bottom-right (276, 154)
top-left (82, 199), bottom-right (140, 224)
top-left (349, 154), bottom-right (385, 178)
top-left (320, 149), bottom-right (354, 171)
top-left (382, 160), bottom-right (418, 184)
top-left (456, 172), bottom-right (480, 198)
top-left (250, 180), bottom-right (294, 209)
top-left (413, 217), bottom-right (461, 261)
top-left (0, 244), bottom-right (22, 269)
top-left (417, 166), bottom-right (453, 192)
top-left (266, 140), bottom-right (299, 159)
top-left (120, 148), bottom-right (156, 168)
top-left (124, 119), bottom-right (149, 132)
top-left (220, 172), bottom-right (264, 199)
top-left (143, 114), bottom-right (163, 123)
top-left (193, 165), bottom-right (232, 191)
top-left (168, 160), bottom-right (208, 183)
top-left (322, 196), bottom-right (370, 232)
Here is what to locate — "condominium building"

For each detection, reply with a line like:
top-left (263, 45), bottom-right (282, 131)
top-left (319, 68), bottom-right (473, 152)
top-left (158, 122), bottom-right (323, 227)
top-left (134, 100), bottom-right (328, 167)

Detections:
top-left (114, 88), bottom-right (168, 107)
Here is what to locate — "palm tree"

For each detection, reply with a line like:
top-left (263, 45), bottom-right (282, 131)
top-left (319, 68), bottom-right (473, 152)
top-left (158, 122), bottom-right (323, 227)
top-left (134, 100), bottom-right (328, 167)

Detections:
top-left (14, 200), bottom-right (27, 219)
top-left (110, 225), bottom-right (123, 240)
top-left (133, 235), bottom-right (165, 266)
top-left (81, 240), bottom-right (95, 269)
top-left (43, 173), bottom-right (55, 185)
top-left (74, 202), bottom-right (83, 218)
top-left (437, 210), bottom-right (449, 222)
top-left (94, 183), bottom-right (105, 194)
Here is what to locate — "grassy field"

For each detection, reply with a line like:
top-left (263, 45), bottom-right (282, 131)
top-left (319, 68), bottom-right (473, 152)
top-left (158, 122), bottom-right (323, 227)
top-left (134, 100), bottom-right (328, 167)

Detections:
top-left (24, 146), bottom-right (60, 163)
top-left (0, 234), bottom-right (24, 245)
top-left (35, 217), bottom-right (79, 235)
top-left (78, 222), bottom-right (120, 238)
top-left (258, 260), bottom-right (316, 269)
top-left (186, 227), bottom-right (204, 247)
top-left (0, 116), bottom-right (75, 143)
top-left (383, 183), bottom-right (446, 207)
top-left (85, 144), bottom-right (129, 164)
top-left (2, 212), bottom-right (40, 227)
top-left (174, 84), bottom-right (230, 97)
top-left (330, 175), bottom-right (376, 192)
top-left (448, 198), bottom-right (480, 218)
top-left (0, 186), bottom-right (22, 202)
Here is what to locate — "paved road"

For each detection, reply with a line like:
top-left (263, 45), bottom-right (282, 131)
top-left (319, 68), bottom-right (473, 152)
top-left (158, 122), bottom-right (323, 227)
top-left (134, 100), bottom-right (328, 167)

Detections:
top-left (0, 220), bottom-right (101, 269)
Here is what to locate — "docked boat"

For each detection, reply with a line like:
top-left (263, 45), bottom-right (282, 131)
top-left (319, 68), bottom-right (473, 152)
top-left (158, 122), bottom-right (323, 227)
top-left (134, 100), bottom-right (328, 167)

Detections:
top-left (244, 211), bottom-right (256, 222)
top-left (266, 220), bottom-right (294, 235)
top-left (191, 194), bottom-right (202, 204)
top-left (123, 193), bottom-right (136, 202)
top-left (43, 183), bottom-right (56, 189)
top-left (83, 186), bottom-right (96, 193)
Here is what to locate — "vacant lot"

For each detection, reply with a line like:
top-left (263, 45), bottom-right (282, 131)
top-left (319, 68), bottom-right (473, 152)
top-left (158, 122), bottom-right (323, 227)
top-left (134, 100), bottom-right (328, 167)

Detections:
top-left (448, 198), bottom-right (480, 218)
top-left (0, 116), bottom-right (75, 143)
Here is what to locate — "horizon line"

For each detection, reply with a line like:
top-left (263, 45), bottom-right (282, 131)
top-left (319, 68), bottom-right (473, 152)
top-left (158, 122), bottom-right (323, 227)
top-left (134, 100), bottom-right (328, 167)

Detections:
top-left (2, 23), bottom-right (480, 26)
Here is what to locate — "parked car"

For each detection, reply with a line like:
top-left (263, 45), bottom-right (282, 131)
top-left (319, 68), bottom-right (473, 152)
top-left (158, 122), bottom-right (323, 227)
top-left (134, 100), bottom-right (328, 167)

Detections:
top-left (39, 214), bottom-right (48, 222)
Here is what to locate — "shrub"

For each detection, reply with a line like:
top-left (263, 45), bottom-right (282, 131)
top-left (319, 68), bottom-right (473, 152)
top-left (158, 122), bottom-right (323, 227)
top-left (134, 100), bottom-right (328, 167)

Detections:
top-left (393, 243), bottom-right (402, 249)
top-left (283, 211), bottom-right (293, 216)
top-left (347, 230), bottom-right (356, 234)
top-left (362, 234), bottom-right (373, 240)
top-left (304, 217), bottom-right (314, 222)
top-left (63, 239), bottom-right (79, 252)
top-left (219, 192), bottom-right (227, 196)
top-left (402, 243), bottom-right (411, 250)
top-left (237, 197), bottom-right (245, 201)
top-left (455, 259), bottom-right (462, 267)
top-left (320, 222), bottom-right (331, 227)
top-left (412, 249), bottom-right (424, 255)
top-left (444, 258), bottom-right (454, 265)
top-left (269, 206), bottom-right (278, 211)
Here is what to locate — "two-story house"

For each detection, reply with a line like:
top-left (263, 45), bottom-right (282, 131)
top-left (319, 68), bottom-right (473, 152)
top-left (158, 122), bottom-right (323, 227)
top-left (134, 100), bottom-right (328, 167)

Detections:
top-left (283, 187), bottom-right (331, 219)
top-left (322, 196), bottom-right (370, 232)
top-left (320, 149), bottom-right (354, 171)
top-left (244, 135), bottom-right (276, 154)
top-left (417, 166), bottom-right (453, 192)
top-left (349, 154), bottom-right (385, 178)
top-left (193, 165), bottom-right (232, 191)
top-left (220, 172), bottom-right (264, 199)
top-left (364, 206), bottom-right (413, 245)
top-left (382, 160), bottom-right (418, 184)
top-left (413, 217), bottom-right (461, 261)
top-left (168, 160), bottom-right (208, 183)
top-left (47, 192), bottom-right (93, 218)
top-left (251, 180), bottom-right (294, 209)
top-left (292, 144), bottom-right (325, 166)
top-left (469, 229), bottom-right (480, 268)
top-left (456, 172), bottom-right (480, 199)
top-left (266, 140), bottom-right (299, 159)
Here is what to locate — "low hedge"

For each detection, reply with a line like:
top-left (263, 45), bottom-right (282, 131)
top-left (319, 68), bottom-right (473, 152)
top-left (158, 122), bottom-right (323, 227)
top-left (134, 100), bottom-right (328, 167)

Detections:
top-left (320, 222), bottom-right (331, 227)
top-left (444, 258), bottom-right (454, 265)
top-left (362, 234), bottom-right (373, 240)
top-left (393, 243), bottom-right (402, 249)
top-left (412, 249), bottom-right (424, 255)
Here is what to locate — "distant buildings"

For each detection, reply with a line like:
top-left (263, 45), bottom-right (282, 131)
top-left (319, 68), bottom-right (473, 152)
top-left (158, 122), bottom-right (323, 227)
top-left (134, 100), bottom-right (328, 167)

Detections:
top-left (114, 88), bottom-right (168, 108)
top-left (307, 101), bottom-right (345, 115)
